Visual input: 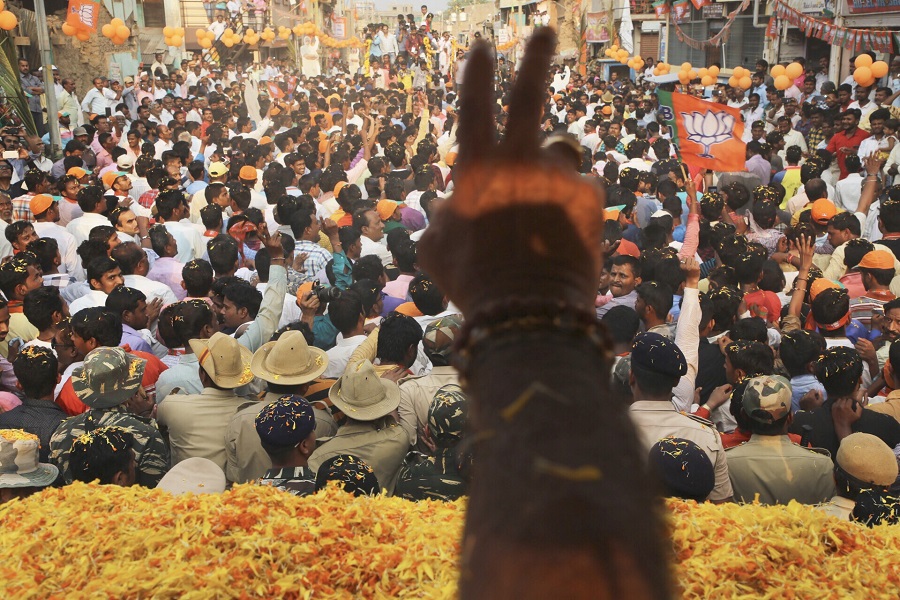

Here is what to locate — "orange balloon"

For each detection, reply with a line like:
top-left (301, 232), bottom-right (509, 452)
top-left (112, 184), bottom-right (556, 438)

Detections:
top-left (701, 75), bottom-right (715, 87)
top-left (195, 28), bottom-right (205, 38)
top-left (75, 30), bottom-right (90, 41)
top-left (110, 18), bottom-right (124, 28)
top-left (62, 22), bottom-right (76, 36)
top-left (163, 26), bottom-right (173, 37)
top-left (170, 35), bottom-right (183, 47)
top-left (732, 66), bottom-right (744, 78)
top-left (785, 62), bottom-right (803, 80)
top-left (774, 75), bottom-right (791, 90)
top-left (854, 66), bottom-right (873, 86)
top-left (200, 38), bottom-right (212, 48)
top-left (101, 23), bottom-right (114, 37)
top-left (709, 66), bottom-right (720, 77)
top-left (771, 64), bottom-right (786, 78)
top-left (688, 70), bottom-right (697, 80)
top-left (678, 71), bottom-right (690, 84)
top-left (0, 0), bottom-right (5, 11)
top-left (681, 62), bottom-right (692, 72)
top-left (0, 10), bottom-right (17, 30)
top-left (739, 76), bottom-right (752, 90)
top-left (855, 54), bottom-right (873, 68)
top-left (871, 61), bottom-right (889, 79)
top-left (116, 25), bottom-right (130, 39)
top-left (698, 67), bottom-right (708, 78)
top-left (728, 75), bottom-right (739, 87)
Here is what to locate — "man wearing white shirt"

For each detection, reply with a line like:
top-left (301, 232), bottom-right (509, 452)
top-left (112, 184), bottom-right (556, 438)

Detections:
top-left (30, 195), bottom-right (79, 277)
top-left (848, 85), bottom-right (876, 122)
top-left (157, 189), bottom-right (206, 263)
top-left (355, 207), bottom-right (393, 267)
top-left (111, 242), bottom-right (179, 307)
top-left (834, 155), bottom-right (864, 212)
top-left (66, 186), bottom-right (111, 245)
top-left (58, 78), bottom-right (84, 127)
top-left (80, 78), bottom-right (115, 117)
top-left (154, 125), bottom-right (174, 159)
top-left (777, 117), bottom-right (807, 161)
top-left (150, 53), bottom-right (169, 77)
top-left (323, 293), bottom-right (368, 378)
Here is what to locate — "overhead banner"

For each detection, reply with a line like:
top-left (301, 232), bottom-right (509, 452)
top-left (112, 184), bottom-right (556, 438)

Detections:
top-left (585, 12), bottom-right (610, 43)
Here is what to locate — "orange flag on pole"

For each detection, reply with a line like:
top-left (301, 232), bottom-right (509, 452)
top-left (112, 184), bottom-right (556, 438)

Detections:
top-left (657, 90), bottom-right (746, 173)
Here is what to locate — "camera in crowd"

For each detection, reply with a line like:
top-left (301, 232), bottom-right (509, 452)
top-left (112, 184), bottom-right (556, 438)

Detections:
top-left (310, 282), bottom-right (342, 303)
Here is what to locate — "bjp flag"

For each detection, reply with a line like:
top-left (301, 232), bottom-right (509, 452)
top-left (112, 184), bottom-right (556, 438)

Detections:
top-left (67, 0), bottom-right (100, 32)
top-left (657, 90), bottom-right (746, 173)
top-left (266, 81), bottom-right (285, 99)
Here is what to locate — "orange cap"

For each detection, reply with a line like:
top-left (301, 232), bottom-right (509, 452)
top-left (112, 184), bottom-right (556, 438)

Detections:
top-left (259, 136), bottom-right (272, 145)
top-left (296, 281), bottom-right (314, 302)
top-left (616, 238), bottom-right (641, 258)
top-left (67, 166), bottom-right (88, 179)
top-left (810, 198), bottom-right (837, 225)
top-left (333, 181), bottom-right (348, 198)
top-left (394, 302), bottom-right (424, 317)
top-left (30, 194), bottom-right (56, 216)
top-left (239, 165), bottom-right (257, 180)
top-left (809, 278), bottom-right (841, 300)
top-left (376, 199), bottom-right (400, 221)
top-left (857, 250), bottom-right (895, 271)
top-left (601, 105), bottom-right (613, 116)
top-left (101, 171), bottom-right (123, 188)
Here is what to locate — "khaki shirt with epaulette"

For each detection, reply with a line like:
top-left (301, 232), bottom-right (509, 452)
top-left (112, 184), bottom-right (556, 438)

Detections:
top-left (629, 400), bottom-right (734, 502)
top-left (725, 434), bottom-right (836, 505)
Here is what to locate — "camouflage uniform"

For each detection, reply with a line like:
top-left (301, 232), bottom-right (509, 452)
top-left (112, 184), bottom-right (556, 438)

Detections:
top-left (257, 466), bottom-right (317, 497)
top-left (49, 406), bottom-right (171, 486)
top-left (395, 385), bottom-right (467, 501)
top-left (727, 375), bottom-right (836, 505)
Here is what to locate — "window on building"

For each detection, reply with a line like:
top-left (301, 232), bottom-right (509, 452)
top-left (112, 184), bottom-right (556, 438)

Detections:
top-left (142, 0), bottom-right (166, 28)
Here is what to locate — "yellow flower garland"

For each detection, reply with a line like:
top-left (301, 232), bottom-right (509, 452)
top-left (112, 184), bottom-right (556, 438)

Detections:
top-left (3, 483), bottom-right (900, 598)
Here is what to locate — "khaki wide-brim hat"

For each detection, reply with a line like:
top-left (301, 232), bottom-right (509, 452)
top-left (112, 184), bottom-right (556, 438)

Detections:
top-left (250, 330), bottom-right (328, 386)
top-left (836, 432), bottom-right (899, 487)
top-left (189, 332), bottom-right (255, 389)
top-left (156, 457), bottom-right (226, 495)
top-left (329, 360), bottom-right (400, 422)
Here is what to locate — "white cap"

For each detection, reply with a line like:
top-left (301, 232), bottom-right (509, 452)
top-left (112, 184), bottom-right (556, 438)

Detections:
top-left (156, 457), bottom-right (226, 495)
top-left (651, 209), bottom-right (671, 219)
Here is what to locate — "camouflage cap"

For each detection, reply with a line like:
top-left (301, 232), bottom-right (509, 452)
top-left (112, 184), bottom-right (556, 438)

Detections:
top-left (0, 429), bottom-right (58, 489)
top-left (255, 394), bottom-right (316, 448)
top-left (428, 385), bottom-right (466, 448)
top-left (741, 375), bottom-right (791, 424)
top-left (423, 314), bottom-right (463, 360)
top-left (314, 454), bottom-right (381, 497)
top-left (72, 347), bottom-right (146, 409)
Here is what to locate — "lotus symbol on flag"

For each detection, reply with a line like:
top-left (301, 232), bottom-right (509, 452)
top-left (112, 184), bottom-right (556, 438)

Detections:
top-left (680, 110), bottom-right (735, 158)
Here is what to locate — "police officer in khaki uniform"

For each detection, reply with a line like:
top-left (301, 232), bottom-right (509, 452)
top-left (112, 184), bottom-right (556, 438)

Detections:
top-left (224, 329), bottom-right (333, 484)
top-left (819, 432), bottom-right (900, 521)
top-left (726, 375), bottom-right (836, 505)
top-left (628, 332), bottom-right (734, 503)
top-left (309, 359), bottom-right (409, 494)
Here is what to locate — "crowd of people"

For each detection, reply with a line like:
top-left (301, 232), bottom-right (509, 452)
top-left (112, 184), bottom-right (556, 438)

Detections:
top-left (2, 20), bottom-right (900, 530)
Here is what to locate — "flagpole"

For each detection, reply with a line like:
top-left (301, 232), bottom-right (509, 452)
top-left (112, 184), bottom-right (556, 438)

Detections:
top-left (34, 0), bottom-right (60, 158)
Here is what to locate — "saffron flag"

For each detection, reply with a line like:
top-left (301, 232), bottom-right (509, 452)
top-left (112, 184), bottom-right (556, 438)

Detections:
top-left (267, 81), bottom-right (285, 99)
top-left (67, 0), bottom-right (100, 32)
top-left (657, 90), bottom-right (746, 173)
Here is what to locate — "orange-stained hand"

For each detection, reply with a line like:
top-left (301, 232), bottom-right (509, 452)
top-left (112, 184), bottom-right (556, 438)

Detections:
top-left (418, 30), bottom-right (604, 316)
